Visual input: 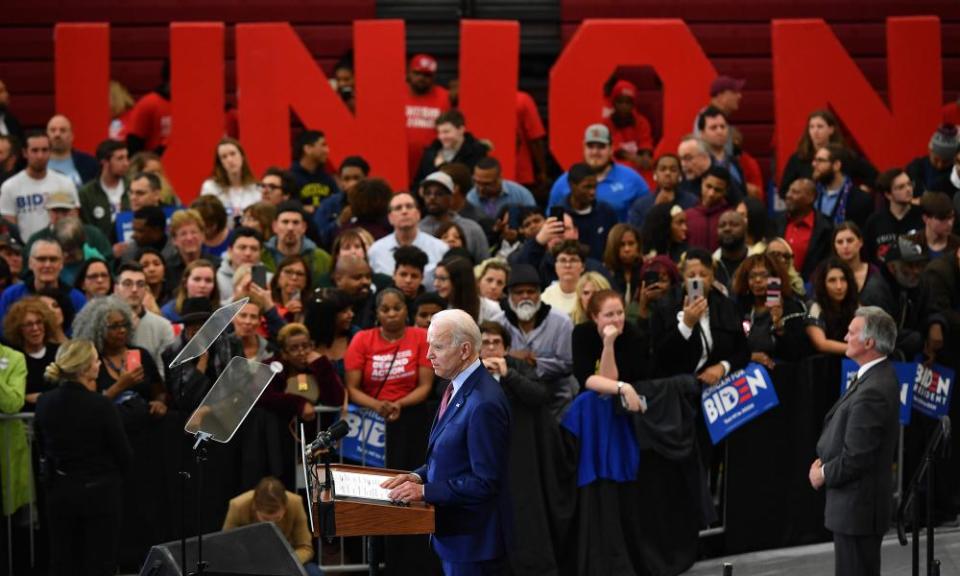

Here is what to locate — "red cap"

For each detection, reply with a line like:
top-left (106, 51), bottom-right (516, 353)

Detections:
top-left (611, 80), bottom-right (637, 101)
top-left (409, 54), bottom-right (438, 74)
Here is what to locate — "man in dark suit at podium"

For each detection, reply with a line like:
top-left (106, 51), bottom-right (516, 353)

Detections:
top-left (383, 309), bottom-right (512, 575)
top-left (809, 306), bottom-right (900, 576)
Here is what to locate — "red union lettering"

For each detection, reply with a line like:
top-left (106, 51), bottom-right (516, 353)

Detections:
top-left (52, 17), bottom-right (943, 195)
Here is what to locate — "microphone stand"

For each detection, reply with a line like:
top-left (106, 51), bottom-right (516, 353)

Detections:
top-left (897, 416), bottom-right (951, 576)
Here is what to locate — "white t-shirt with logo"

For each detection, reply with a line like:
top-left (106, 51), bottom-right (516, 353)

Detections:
top-left (102, 178), bottom-right (125, 220)
top-left (0, 169), bottom-right (78, 239)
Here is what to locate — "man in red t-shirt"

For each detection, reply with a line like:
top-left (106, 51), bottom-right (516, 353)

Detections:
top-left (405, 54), bottom-right (450, 184)
top-left (515, 90), bottom-right (548, 198)
top-left (127, 62), bottom-right (172, 155)
top-left (604, 80), bottom-right (654, 174)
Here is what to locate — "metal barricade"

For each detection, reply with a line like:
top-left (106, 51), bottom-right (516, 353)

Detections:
top-left (1, 412), bottom-right (36, 576)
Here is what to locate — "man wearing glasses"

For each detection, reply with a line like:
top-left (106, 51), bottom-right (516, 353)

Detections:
top-left (368, 191), bottom-right (449, 282)
top-left (0, 238), bottom-right (86, 324)
top-left (114, 261), bottom-right (175, 375)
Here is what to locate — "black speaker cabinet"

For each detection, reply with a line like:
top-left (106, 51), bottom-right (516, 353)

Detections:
top-left (139, 522), bottom-right (307, 576)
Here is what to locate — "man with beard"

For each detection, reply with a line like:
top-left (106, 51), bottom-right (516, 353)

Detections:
top-left (45, 114), bottom-right (98, 187)
top-left (78, 139), bottom-right (131, 240)
top-left (494, 264), bottom-right (576, 419)
top-left (698, 107), bottom-right (743, 187)
top-left (685, 166), bottom-right (732, 252)
top-left (864, 169), bottom-right (924, 265)
top-left (812, 144), bottom-right (873, 228)
top-left (261, 201), bottom-right (332, 286)
top-left (548, 124), bottom-right (649, 222)
top-left (676, 134), bottom-right (743, 205)
top-left (413, 110), bottom-right (488, 188)
top-left (1, 131), bottom-right (79, 241)
top-left (880, 235), bottom-right (942, 360)
top-left (775, 178), bottom-right (834, 281)
top-left (418, 171), bottom-right (489, 264)
top-left (368, 192), bottom-right (449, 280)
top-left (712, 210), bottom-right (749, 291)
top-left (332, 255), bottom-right (376, 329)
top-left (405, 54), bottom-right (451, 183)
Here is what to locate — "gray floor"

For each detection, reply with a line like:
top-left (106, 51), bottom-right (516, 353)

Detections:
top-left (687, 528), bottom-right (960, 575)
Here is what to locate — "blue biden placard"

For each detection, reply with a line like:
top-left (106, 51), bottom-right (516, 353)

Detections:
top-left (840, 359), bottom-right (913, 425)
top-left (338, 404), bottom-right (386, 468)
top-left (702, 362), bottom-right (779, 444)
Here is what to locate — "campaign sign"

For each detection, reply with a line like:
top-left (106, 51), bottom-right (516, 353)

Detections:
top-left (338, 404), bottom-right (386, 468)
top-left (911, 362), bottom-right (954, 419)
top-left (702, 362), bottom-right (779, 444)
top-left (839, 359), bottom-right (913, 425)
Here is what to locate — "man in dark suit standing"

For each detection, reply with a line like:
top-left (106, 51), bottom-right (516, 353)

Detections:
top-left (810, 306), bottom-right (900, 576)
top-left (383, 309), bottom-right (511, 575)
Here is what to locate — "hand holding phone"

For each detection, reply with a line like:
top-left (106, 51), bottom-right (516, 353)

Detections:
top-left (549, 206), bottom-right (566, 231)
top-left (251, 264), bottom-right (268, 289)
top-left (686, 277), bottom-right (704, 301)
top-left (765, 277), bottom-right (782, 308)
top-left (125, 349), bottom-right (142, 372)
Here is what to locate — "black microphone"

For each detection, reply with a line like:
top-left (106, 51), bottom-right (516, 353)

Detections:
top-left (306, 420), bottom-right (350, 454)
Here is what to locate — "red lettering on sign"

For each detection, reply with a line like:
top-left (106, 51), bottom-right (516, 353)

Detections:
top-left (772, 17), bottom-right (941, 180)
top-left (164, 23), bottom-right (224, 204)
top-left (54, 24), bottom-right (110, 155)
top-left (458, 20), bottom-right (519, 179)
top-left (235, 21), bottom-right (408, 190)
top-left (549, 20), bottom-right (716, 170)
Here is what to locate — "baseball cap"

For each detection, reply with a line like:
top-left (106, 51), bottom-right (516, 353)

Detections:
top-left (421, 171), bottom-right (454, 194)
top-left (883, 235), bottom-right (928, 264)
top-left (583, 124), bottom-right (611, 145)
top-left (0, 234), bottom-right (22, 254)
top-left (409, 54), bottom-right (438, 75)
top-left (46, 190), bottom-right (80, 210)
top-left (611, 80), bottom-right (637, 101)
top-left (710, 75), bottom-right (746, 97)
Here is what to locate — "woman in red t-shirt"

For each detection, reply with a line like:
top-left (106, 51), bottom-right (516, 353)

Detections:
top-left (344, 288), bottom-right (433, 421)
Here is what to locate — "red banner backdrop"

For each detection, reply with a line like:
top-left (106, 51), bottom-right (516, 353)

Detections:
top-left (164, 23), bottom-right (224, 203)
top-left (54, 24), bottom-right (110, 155)
top-left (772, 16), bottom-right (942, 180)
top-left (549, 19), bottom-right (717, 170)
top-left (236, 20), bottom-right (407, 192)
top-left (52, 17), bottom-right (944, 197)
top-left (458, 20), bottom-right (520, 179)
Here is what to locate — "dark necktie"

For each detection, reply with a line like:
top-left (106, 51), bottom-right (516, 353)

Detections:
top-left (437, 383), bottom-right (454, 420)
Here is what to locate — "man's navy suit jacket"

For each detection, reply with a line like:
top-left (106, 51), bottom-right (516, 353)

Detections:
top-left (414, 363), bottom-right (512, 563)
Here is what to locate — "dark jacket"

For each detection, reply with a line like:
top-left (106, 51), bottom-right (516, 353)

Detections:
top-left (572, 320), bottom-right (649, 388)
top-left (71, 150), bottom-right (99, 185)
top-left (413, 132), bottom-right (489, 189)
top-left (78, 178), bottom-right (130, 241)
top-left (779, 151), bottom-right (878, 196)
top-left (508, 238), bottom-right (610, 290)
top-left (922, 253), bottom-right (960, 358)
top-left (649, 286), bottom-right (750, 378)
top-left (816, 359), bottom-right (899, 536)
top-left (774, 211), bottom-right (835, 280)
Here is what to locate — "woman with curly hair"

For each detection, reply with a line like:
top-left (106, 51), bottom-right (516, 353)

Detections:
top-left (160, 259), bottom-right (220, 324)
top-left (3, 297), bottom-right (59, 409)
top-left (199, 137), bottom-right (260, 219)
top-left (731, 252), bottom-right (809, 367)
top-left (805, 257), bottom-right (860, 355)
top-left (72, 297), bottom-right (168, 427)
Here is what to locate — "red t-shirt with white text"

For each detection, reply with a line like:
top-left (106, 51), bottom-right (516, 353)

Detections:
top-left (344, 326), bottom-right (431, 402)
top-left (405, 86), bottom-right (450, 179)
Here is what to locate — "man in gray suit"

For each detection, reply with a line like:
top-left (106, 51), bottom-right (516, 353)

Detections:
top-left (810, 306), bottom-right (900, 576)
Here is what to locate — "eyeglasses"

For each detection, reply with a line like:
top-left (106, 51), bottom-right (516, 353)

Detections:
top-left (22, 320), bottom-right (44, 329)
top-left (434, 274), bottom-right (450, 282)
top-left (421, 188), bottom-right (451, 198)
top-left (284, 342), bottom-right (312, 353)
top-left (106, 321), bottom-right (131, 331)
top-left (481, 339), bottom-right (503, 348)
top-left (281, 268), bottom-right (307, 278)
top-left (556, 257), bottom-right (582, 267)
top-left (120, 279), bottom-right (146, 289)
top-left (32, 256), bottom-right (61, 264)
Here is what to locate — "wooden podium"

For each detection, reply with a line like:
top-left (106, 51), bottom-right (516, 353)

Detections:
top-left (311, 464), bottom-right (435, 538)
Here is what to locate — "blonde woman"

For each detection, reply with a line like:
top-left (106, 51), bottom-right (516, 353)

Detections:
top-left (34, 339), bottom-right (132, 576)
top-left (571, 271), bottom-right (612, 325)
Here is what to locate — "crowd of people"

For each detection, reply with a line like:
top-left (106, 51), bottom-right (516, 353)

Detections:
top-left (1, 53), bottom-right (960, 576)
